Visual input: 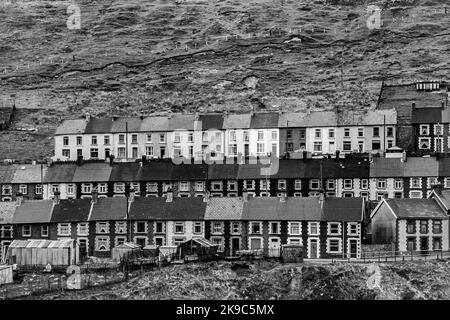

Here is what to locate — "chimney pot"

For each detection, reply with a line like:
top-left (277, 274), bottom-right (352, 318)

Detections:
top-left (91, 187), bottom-right (98, 204)
top-left (53, 191), bottom-right (61, 204)
top-left (242, 188), bottom-right (249, 202)
top-left (166, 187), bottom-right (173, 202)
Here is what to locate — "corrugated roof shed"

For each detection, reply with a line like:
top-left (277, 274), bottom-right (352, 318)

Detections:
top-left (370, 158), bottom-right (405, 177)
top-left (168, 114), bottom-right (195, 130)
top-left (171, 163), bottom-right (208, 180)
top-left (137, 161), bottom-right (174, 181)
top-left (198, 114), bottom-right (224, 130)
top-left (72, 163), bottom-right (112, 182)
top-left (403, 157), bottom-right (439, 177)
top-left (242, 197), bottom-right (322, 220)
top-left (222, 113), bottom-right (251, 129)
top-left (250, 112), bottom-right (279, 128)
top-left (43, 163), bottom-right (76, 183)
top-left (204, 198), bottom-right (244, 220)
top-left (208, 163), bottom-right (239, 180)
top-left (109, 162), bottom-right (140, 182)
top-left (110, 117), bottom-right (142, 133)
top-left (140, 116), bottom-right (169, 132)
top-left (0, 202), bottom-right (16, 224)
top-left (386, 198), bottom-right (447, 218)
top-left (411, 108), bottom-right (442, 124)
top-left (12, 200), bottom-right (54, 224)
top-left (322, 198), bottom-right (363, 221)
top-left (89, 197), bottom-right (127, 221)
top-left (54, 119), bottom-right (87, 135)
top-left (0, 165), bottom-right (16, 184)
top-left (84, 118), bottom-right (113, 134)
top-left (11, 164), bottom-right (45, 184)
top-left (51, 199), bottom-right (92, 222)
top-left (129, 197), bottom-right (206, 220)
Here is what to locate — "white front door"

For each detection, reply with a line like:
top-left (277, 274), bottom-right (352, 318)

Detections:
top-left (268, 237), bottom-right (281, 257)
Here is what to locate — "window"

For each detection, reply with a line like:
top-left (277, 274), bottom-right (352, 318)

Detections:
top-left (119, 134), bottom-right (125, 144)
top-left (377, 179), bottom-right (387, 189)
top-left (360, 192), bottom-right (369, 200)
top-left (271, 131), bottom-right (277, 140)
top-left (343, 141), bottom-right (352, 151)
top-left (146, 182), bottom-right (158, 193)
top-left (419, 220), bottom-right (428, 234)
top-left (62, 149), bottom-right (70, 158)
top-left (286, 142), bottom-right (294, 152)
top-left (372, 140), bottom-right (381, 150)
top-left (91, 136), bottom-right (97, 145)
top-left (428, 177), bottom-right (438, 188)
top-left (98, 183), bottom-right (107, 194)
top-left (410, 178), bottom-right (421, 189)
top-left (131, 134), bottom-right (138, 144)
top-left (212, 222), bottom-right (224, 234)
top-left (243, 131), bottom-right (249, 142)
top-left (387, 127), bottom-right (394, 137)
top-left (58, 223), bottom-right (71, 236)
top-left (419, 138), bottom-right (431, 149)
top-left (406, 220), bottom-right (415, 234)
top-left (278, 180), bottom-right (286, 190)
top-left (76, 136), bottom-right (82, 146)
top-left (193, 222), bottom-right (203, 234)
top-left (313, 142), bottom-right (322, 152)
top-left (315, 129), bottom-right (321, 139)
top-left (229, 131), bottom-right (236, 142)
top-left (179, 181), bottom-right (189, 192)
top-left (310, 179), bottom-right (320, 190)
top-left (348, 223), bottom-right (358, 236)
top-left (154, 237), bottom-right (164, 246)
top-left (289, 222), bottom-right (301, 235)
top-left (114, 183), bottom-right (125, 194)
top-left (406, 237), bottom-right (415, 251)
top-left (174, 222), bottom-right (185, 234)
top-left (172, 237), bottom-right (185, 246)
top-left (244, 180), bottom-right (255, 190)
top-left (394, 192), bottom-right (403, 198)
top-left (260, 180), bottom-right (269, 191)
top-left (327, 239), bottom-right (341, 253)
top-left (22, 225), bottom-right (31, 237)
top-left (445, 178), bottom-right (450, 188)
top-left (328, 222), bottom-right (341, 235)
top-left (257, 131), bottom-right (264, 141)
top-left (270, 222), bottom-right (280, 234)
top-left (420, 125), bottom-right (429, 135)
top-left (434, 124), bottom-right (443, 135)
top-left (115, 222), bottom-right (127, 234)
top-left (432, 220), bottom-right (442, 234)
top-left (257, 143), bottom-right (265, 154)
top-left (250, 237), bottom-right (262, 250)
top-left (51, 184), bottom-right (59, 194)
top-left (211, 237), bottom-right (224, 252)
top-left (344, 128), bottom-right (350, 137)
top-left (82, 183), bottom-right (92, 194)
top-left (90, 148), bottom-right (98, 158)
top-left (116, 237), bottom-right (126, 246)
top-left (63, 136), bottom-right (69, 146)
top-left (299, 129), bottom-right (306, 140)
top-left (328, 129), bottom-right (334, 139)
top-left (77, 223), bottom-right (89, 236)
top-left (287, 129), bottom-right (292, 140)
top-left (231, 222), bottom-right (241, 235)
top-left (160, 134), bottom-right (165, 143)
top-left (376, 192), bottom-right (387, 201)
top-left (410, 190), bottom-right (422, 198)
top-left (96, 222), bottom-right (109, 234)
top-left (373, 127), bottom-right (380, 137)
top-left (326, 180), bottom-right (335, 190)
top-left (250, 222), bottom-right (262, 234)
top-left (19, 184), bottom-right (27, 195)
top-left (294, 180), bottom-right (302, 190)
top-left (358, 128), bottom-right (364, 137)
top-left (433, 238), bottom-right (442, 250)
top-left (155, 222), bottom-right (164, 234)
top-left (227, 181), bottom-right (237, 192)
top-left (104, 136), bottom-right (110, 145)
top-left (136, 222), bottom-right (146, 233)
top-left (95, 237), bottom-right (110, 251)
top-left (211, 181), bottom-right (223, 191)
top-left (343, 179), bottom-right (353, 190)
top-left (1, 226), bottom-right (13, 238)
top-left (41, 226), bottom-right (48, 237)
top-left (195, 181), bottom-right (204, 192)
top-left (35, 185), bottom-right (43, 195)
top-left (146, 134), bottom-right (152, 143)
top-left (343, 191), bottom-right (354, 198)
top-left (394, 179), bottom-right (403, 190)
top-left (308, 222), bottom-right (319, 236)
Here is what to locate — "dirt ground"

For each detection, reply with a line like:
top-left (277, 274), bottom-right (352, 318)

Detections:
top-left (19, 259), bottom-right (450, 300)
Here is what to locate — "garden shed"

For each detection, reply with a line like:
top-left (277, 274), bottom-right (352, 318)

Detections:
top-left (112, 242), bottom-right (141, 262)
top-left (177, 238), bottom-right (218, 261)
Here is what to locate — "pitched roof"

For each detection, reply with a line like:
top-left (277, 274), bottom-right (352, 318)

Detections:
top-left (403, 157), bottom-right (439, 177)
top-left (51, 199), bottom-right (92, 222)
top-left (198, 114), bottom-right (224, 130)
top-left (0, 202), bottom-right (16, 224)
top-left (110, 117), bottom-right (142, 133)
top-left (140, 116), bottom-right (169, 132)
top-left (305, 111), bottom-right (337, 127)
top-left (0, 165), bottom-right (16, 184)
top-left (136, 161), bottom-right (174, 181)
top-left (12, 200), bottom-right (54, 224)
top-left (55, 119), bottom-right (87, 135)
top-left (11, 164), bottom-right (45, 184)
top-left (304, 159), bottom-right (337, 178)
top-left (168, 114), bottom-right (195, 130)
top-left (109, 162), bottom-right (140, 182)
top-left (43, 163), bottom-right (77, 183)
top-left (434, 190), bottom-right (450, 210)
top-left (337, 109), bottom-right (397, 126)
top-left (72, 163), bottom-right (112, 182)
top-left (242, 197), bottom-right (322, 220)
top-left (278, 112), bottom-right (308, 127)
top-left (334, 159), bottom-right (370, 178)
top-left (84, 118), bottom-right (113, 134)
top-left (322, 198), bottom-right (364, 221)
top-left (208, 163), bottom-right (239, 180)
top-left (237, 163), bottom-right (272, 179)
top-left (271, 160), bottom-right (306, 179)
top-left (204, 198), bottom-right (244, 220)
top-left (171, 163), bottom-right (208, 180)
top-left (439, 158), bottom-right (450, 176)
top-left (370, 158), bottom-right (405, 177)
top-left (385, 198), bottom-right (447, 219)
top-left (222, 113), bottom-right (251, 129)
top-left (250, 112), bottom-right (279, 128)
top-left (411, 108), bottom-right (442, 124)
top-left (129, 197), bottom-right (206, 220)
top-left (89, 197), bottom-right (127, 221)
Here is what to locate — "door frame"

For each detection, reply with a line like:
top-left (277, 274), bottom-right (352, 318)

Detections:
top-left (347, 238), bottom-right (360, 259)
top-left (268, 237), bottom-right (281, 257)
top-left (230, 236), bottom-right (241, 256)
top-left (308, 238), bottom-right (320, 258)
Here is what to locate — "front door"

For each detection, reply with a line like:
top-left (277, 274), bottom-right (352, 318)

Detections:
top-left (244, 144), bottom-right (249, 158)
top-left (309, 239), bottom-right (319, 258)
top-left (349, 239), bottom-right (358, 258)
top-left (231, 238), bottom-right (240, 256)
top-left (420, 237), bottom-right (428, 254)
top-left (268, 238), bottom-right (281, 257)
top-left (78, 239), bottom-right (88, 261)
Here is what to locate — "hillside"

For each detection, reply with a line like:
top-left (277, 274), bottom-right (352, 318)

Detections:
top-left (0, 0), bottom-right (449, 160)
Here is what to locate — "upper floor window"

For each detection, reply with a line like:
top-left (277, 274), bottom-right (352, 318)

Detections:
top-left (419, 220), bottom-right (428, 234)
top-left (360, 179), bottom-right (369, 190)
top-left (271, 131), bottom-right (277, 141)
top-left (300, 129), bottom-right (306, 139)
top-left (250, 222), bottom-right (262, 234)
top-left (310, 179), bottom-right (320, 190)
top-left (119, 134), bottom-right (125, 144)
top-left (420, 125), bottom-right (429, 136)
top-left (377, 179), bottom-right (387, 190)
top-left (287, 129), bottom-right (292, 140)
top-left (308, 222), bottom-right (320, 236)
top-left (387, 127), bottom-right (394, 137)
top-left (315, 129), bottom-right (321, 139)
top-left (131, 134), bottom-right (138, 144)
top-left (328, 129), bottom-right (334, 139)
top-left (63, 136), bottom-right (69, 146)
top-left (257, 131), bottom-right (264, 141)
top-left (344, 128), bottom-right (350, 137)
top-left (104, 136), bottom-right (110, 145)
top-left (294, 179), bottom-right (302, 190)
top-left (243, 131), bottom-right (249, 142)
top-left (433, 220), bottom-right (442, 234)
top-left (406, 220), bottom-right (415, 234)
top-left (343, 179), bottom-right (353, 189)
top-left (229, 131), bottom-right (236, 142)
top-left (373, 127), bottom-right (380, 137)
top-left (159, 134), bottom-right (165, 143)
top-left (91, 136), bottom-right (97, 145)
top-left (394, 179), bottom-right (403, 190)
top-left (434, 124), bottom-right (443, 135)
top-left (76, 136), bottom-right (82, 146)
top-left (179, 181), bottom-right (189, 192)
top-left (358, 128), bottom-right (364, 137)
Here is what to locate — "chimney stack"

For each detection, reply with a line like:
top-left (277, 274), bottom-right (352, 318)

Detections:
top-left (141, 155), bottom-right (146, 167)
top-left (441, 101), bottom-right (445, 110)
top-left (203, 191), bottom-right (210, 203)
top-left (401, 151), bottom-right (407, 162)
top-left (302, 150), bottom-right (308, 160)
top-left (318, 190), bottom-right (325, 209)
top-left (412, 101), bottom-right (416, 110)
top-left (128, 187), bottom-right (136, 203)
top-left (15, 192), bottom-right (23, 207)
top-left (91, 186), bottom-right (98, 204)
top-left (76, 155), bottom-right (83, 166)
top-left (432, 183), bottom-right (443, 195)
top-left (279, 192), bottom-right (286, 202)
top-left (242, 188), bottom-right (249, 202)
top-left (53, 191), bottom-right (61, 205)
top-left (109, 154), bottom-right (115, 166)
top-left (166, 187), bottom-right (173, 202)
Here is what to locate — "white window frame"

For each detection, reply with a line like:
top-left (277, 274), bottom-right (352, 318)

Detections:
top-left (231, 221), bottom-right (241, 235)
top-left (179, 181), bottom-right (189, 192)
top-left (96, 222), bottom-right (109, 234)
top-left (288, 222), bottom-right (301, 236)
top-left (269, 221), bottom-right (280, 235)
top-left (41, 225), bottom-right (49, 237)
top-left (58, 223), bottom-right (71, 236)
top-left (419, 124), bottom-right (429, 135)
top-left (193, 222), bottom-right (203, 234)
top-left (22, 225), bottom-right (31, 237)
top-left (327, 238), bottom-right (342, 254)
top-left (327, 222), bottom-right (342, 236)
top-left (249, 221), bottom-right (263, 235)
top-left (410, 178), bottom-right (422, 189)
top-left (377, 179), bottom-right (387, 190)
top-left (211, 236), bottom-right (225, 252)
top-left (409, 190), bottom-right (423, 199)
top-left (95, 236), bottom-right (110, 252)
top-left (77, 222), bottom-right (89, 236)
top-left (343, 179), bottom-right (353, 190)
top-left (347, 223), bottom-right (359, 236)
top-left (115, 221), bottom-right (127, 234)
top-left (394, 179), bottom-right (403, 190)
top-left (278, 179), bottom-right (286, 190)
top-left (308, 222), bottom-right (320, 236)
top-left (174, 222), bottom-right (185, 234)
top-left (211, 221), bottom-right (224, 235)
top-left (418, 137), bottom-right (431, 149)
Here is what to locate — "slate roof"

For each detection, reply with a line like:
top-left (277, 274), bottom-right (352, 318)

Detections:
top-left (171, 163), bottom-right (208, 180)
top-left (237, 163), bottom-right (272, 179)
top-left (250, 112), bottom-right (279, 128)
top-left (136, 161), bottom-right (174, 181)
top-left (110, 117), bottom-right (142, 133)
top-left (439, 158), bottom-right (450, 176)
top-left (0, 202), bottom-right (16, 224)
top-left (435, 190), bottom-right (450, 210)
top-left (334, 159), bottom-right (370, 178)
top-left (0, 166), bottom-right (16, 184)
top-left (222, 113), bottom-right (251, 129)
top-left (12, 200), bottom-right (54, 224)
top-left (109, 162), bottom-right (140, 182)
top-left (242, 197), bottom-right (322, 220)
top-left (370, 158), bottom-right (405, 177)
top-left (11, 164), bottom-right (45, 184)
top-left (271, 160), bottom-right (306, 179)
top-left (51, 199), bottom-right (92, 222)
top-left (55, 119), bottom-right (87, 135)
top-left (168, 114), bottom-right (195, 131)
top-left (208, 163), bottom-right (239, 180)
top-left (322, 198), bottom-right (364, 221)
top-left (411, 108), bottom-right (442, 124)
top-left (72, 163), bottom-right (112, 182)
top-left (128, 197), bottom-right (206, 220)
top-left (84, 118), bottom-right (113, 134)
top-left (140, 116), bottom-right (169, 132)
top-left (204, 198), bottom-right (244, 220)
top-left (43, 163), bottom-right (77, 183)
top-left (403, 157), bottom-right (439, 177)
top-left (385, 198), bottom-right (447, 219)
top-left (304, 159), bottom-right (337, 179)
top-left (337, 109), bottom-right (397, 126)
top-left (198, 114), bottom-right (224, 130)
top-left (89, 197), bottom-right (127, 221)
top-left (305, 111), bottom-right (337, 127)
top-left (278, 112), bottom-right (308, 127)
